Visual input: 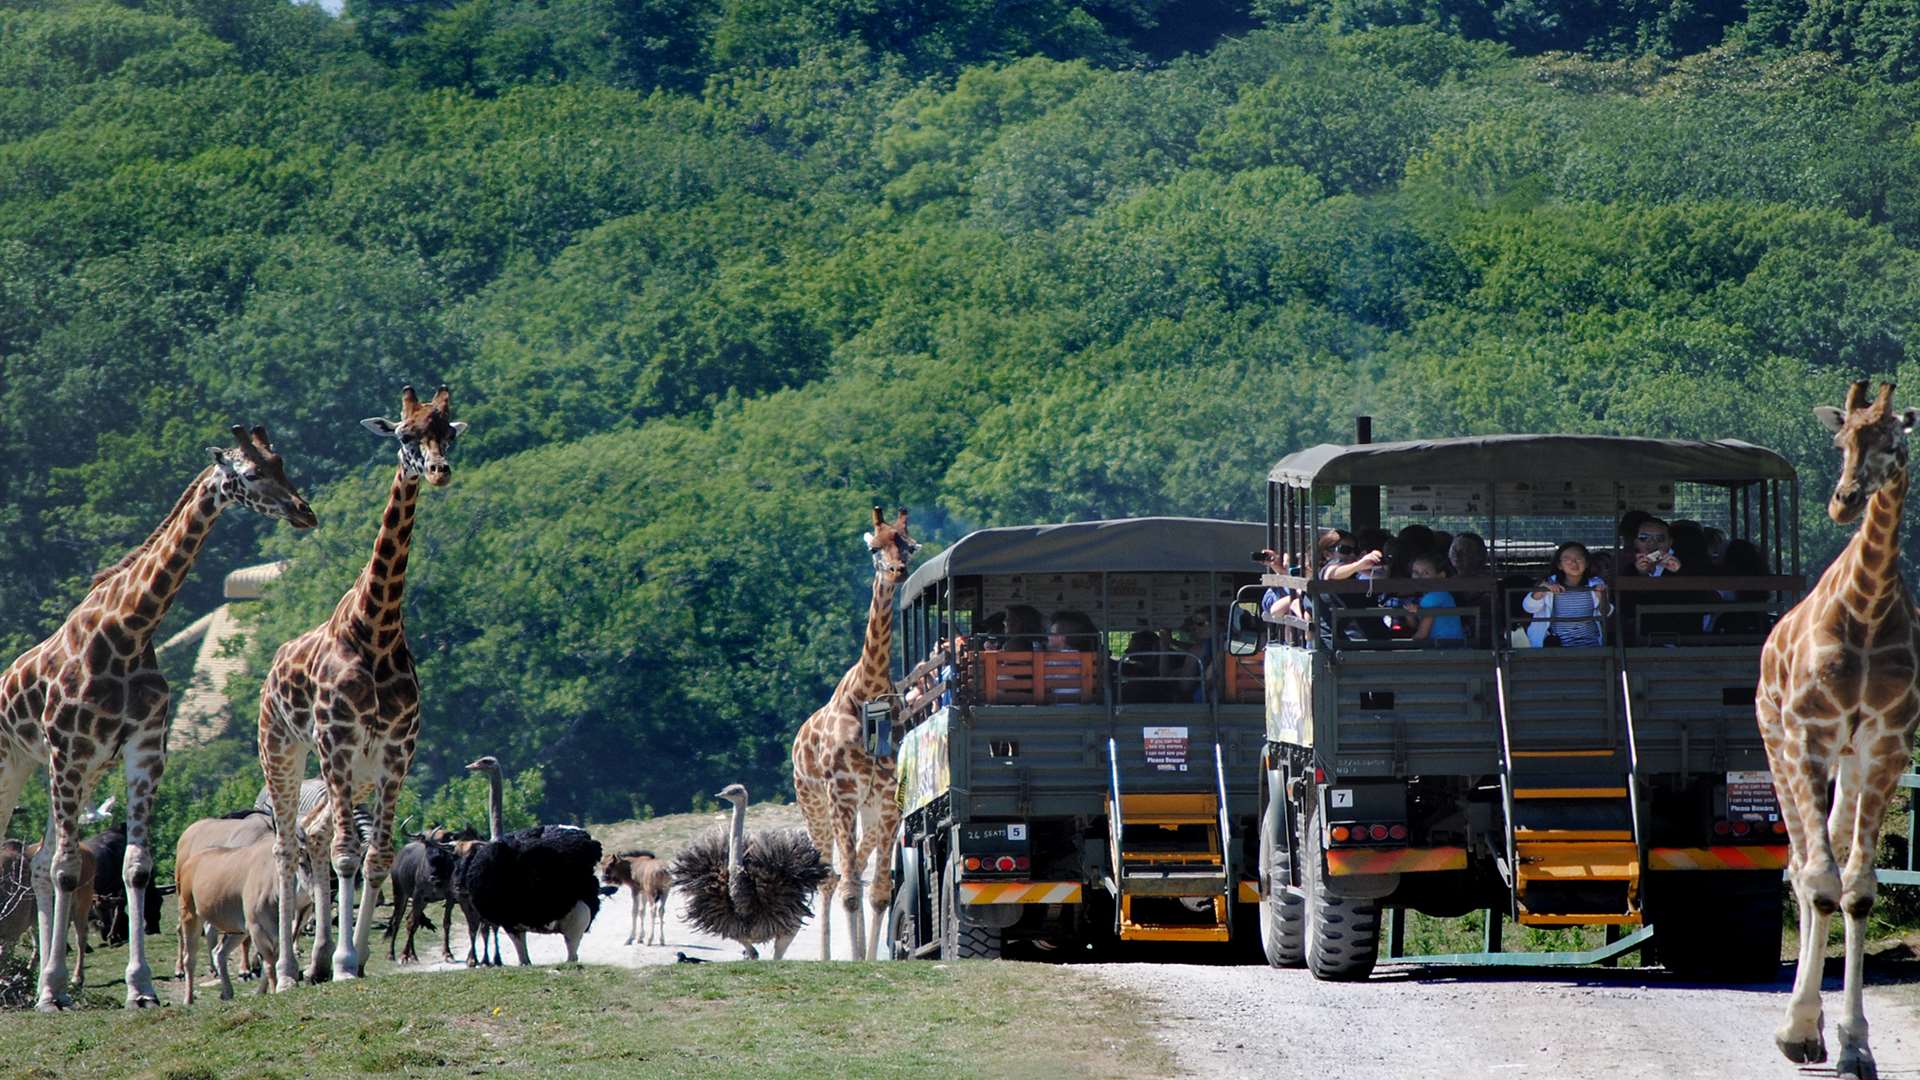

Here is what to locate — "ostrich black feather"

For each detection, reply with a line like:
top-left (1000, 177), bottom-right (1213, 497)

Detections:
top-left (672, 827), bottom-right (829, 948)
top-left (458, 825), bottom-right (603, 935)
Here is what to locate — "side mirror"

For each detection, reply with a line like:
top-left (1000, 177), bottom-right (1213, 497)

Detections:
top-left (1227, 604), bottom-right (1262, 656)
top-left (862, 699), bottom-right (896, 759)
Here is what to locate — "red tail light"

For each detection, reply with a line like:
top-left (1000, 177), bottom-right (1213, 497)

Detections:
top-left (1732, 821), bottom-right (1752, 837)
top-left (1331, 825), bottom-right (1351, 843)
top-left (994, 855), bottom-right (1016, 872)
top-left (1314, 767), bottom-right (1326, 784)
top-left (964, 856), bottom-right (982, 871)
top-left (1773, 821), bottom-right (1788, 835)
top-left (1387, 824), bottom-right (1408, 841)
top-left (1013, 855), bottom-right (1030, 871)
top-left (1712, 820), bottom-right (1731, 837)
top-left (1368, 824), bottom-right (1390, 841)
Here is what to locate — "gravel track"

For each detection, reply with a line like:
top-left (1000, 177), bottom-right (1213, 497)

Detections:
top-left (1086, 958), bottom-right (1920, 1080)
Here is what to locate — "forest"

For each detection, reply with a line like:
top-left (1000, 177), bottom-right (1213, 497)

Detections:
top-left (4, 0), bottom-right (1920, 839)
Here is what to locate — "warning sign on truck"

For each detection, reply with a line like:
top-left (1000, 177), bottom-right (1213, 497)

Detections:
top-left (1144, 726), bottom-right (1189, 772)
top-left (1726, 770), bottom-right (1780, 822)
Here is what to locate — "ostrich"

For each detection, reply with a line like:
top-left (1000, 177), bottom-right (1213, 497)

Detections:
top-left (672, 783), bottom-right (830, 959)
top-left (455, 756), bottom-right (602, 965)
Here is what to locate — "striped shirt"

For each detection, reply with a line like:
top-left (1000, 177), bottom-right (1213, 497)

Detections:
top-left (1544, 588), bottom-right (1602, 646)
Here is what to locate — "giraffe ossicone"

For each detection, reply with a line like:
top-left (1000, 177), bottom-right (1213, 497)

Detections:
top-left (0, 425), bottom-right (313, 1010)
top-left (1761, 379), bottom-right (1920, 1080)
top-left (789, 506), bottom-right (919, 961)
top-left (258, 384), bottom-right (466, 991)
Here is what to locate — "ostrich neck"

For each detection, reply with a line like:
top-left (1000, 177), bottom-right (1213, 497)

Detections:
top-left (486, 771), bottom-right (505, 842)
top-left (726, 799), bottom-right (746, 876)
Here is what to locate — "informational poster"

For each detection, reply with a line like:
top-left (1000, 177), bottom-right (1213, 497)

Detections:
top-left (1144, 726), bottom-right (1189, 772)
top-left (1726, 770), bottom-right (1780, 823)
top-left (1386, 481), bottom-right (1679, 518)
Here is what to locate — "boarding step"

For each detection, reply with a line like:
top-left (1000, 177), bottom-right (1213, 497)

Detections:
top-left (1109, 791), bottom-right (1230, 940)
top-left (1514, 840), bottom-right (1642, 927)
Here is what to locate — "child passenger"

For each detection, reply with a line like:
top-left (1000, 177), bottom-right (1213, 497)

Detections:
top-left (1524, 542), bottom-right (1611, 647)
top-left (1406, 554), bottom-right (1466, 647)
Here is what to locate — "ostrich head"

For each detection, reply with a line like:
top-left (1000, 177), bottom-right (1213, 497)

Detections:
top-left (713, 783), bottom-right (749, 806)
top-left (464, 755), bottom-right (501, 774)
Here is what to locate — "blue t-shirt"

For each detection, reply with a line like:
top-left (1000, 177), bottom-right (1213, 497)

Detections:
top-left (1420, 590), bottom-right (1465, 641)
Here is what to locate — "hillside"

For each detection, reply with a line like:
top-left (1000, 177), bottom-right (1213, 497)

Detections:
top-left (0, 1), bottom-right (1917, 836)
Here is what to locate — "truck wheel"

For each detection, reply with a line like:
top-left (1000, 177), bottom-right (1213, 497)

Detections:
top-left (1260, 798), bottom-right (1306, 968)
top-left (1649, 871), bottom-right (1782, 983)
top-left (1302, 799), bottom-right (1379, 981)
top-left (886, 844), bottom-right (926, 961)
top-left (941, 856), bottom-right (1002, 960)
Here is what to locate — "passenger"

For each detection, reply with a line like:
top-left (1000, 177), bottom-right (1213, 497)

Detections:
top-left (1174, 609), bottom-right (1219, 702)
top-left (1704, 526), bottom-right (1729, 568)
top-left (1614, 509), bottom-right (1654, 577)
top-left (1522, 542), bottom-right (1610, 647)
top-left (1448, 532), bottom-right (1493, 646)
top-left (1432, 530), bottom-right (1455, 570)
top-left (975, 611), bottom-right (1007, 651)
top-left (1258, 548), bottom-right (1300, 623)
top-left (1118, 631), bottom-right (1173, 704)
top-left (1405, 554), bottom-right (1467, 647)
top-left (1710, 539), bottom-right (1771, 636)
top-left (1390, 524), bottom-right (1437, 577)
top-left (1625, 516), bottom-right (1681, 576)
top-left (1044, 610), bottom-right (1099, 703)
top-left (1323, 529), bottom-right (1387, 642)
top-left (1003, 604), bottom-right (1045, 652)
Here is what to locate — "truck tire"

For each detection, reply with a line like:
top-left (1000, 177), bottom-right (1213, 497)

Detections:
top-left (941, 856), bottom-right (1002, 960)
top-left (1260, 798), bottom-right (1306, 968)
top-left (886, 844), bottom-right (927, 961)
top-left (1302, 798), bottom-right (1380, 981)
top-left (1648, 871), bottom-right (1783, 983)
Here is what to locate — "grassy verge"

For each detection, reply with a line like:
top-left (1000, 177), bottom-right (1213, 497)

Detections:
top-left (589, 801), bottom-right (804, 859)
top-left (0, 958), bottom-right (1171, 1080)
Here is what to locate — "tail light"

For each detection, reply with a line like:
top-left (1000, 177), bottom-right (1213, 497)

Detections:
top-left (1773, 821), bottom-right (1788, 835)
top-left (964, 856), bottom-right (982, 871)
top-left (1712, 820), bottom-right (1731, 837)
top-left (994, 855), bottom-right (1016, 872)
top-left (1387, 824), bottom-right (1408, 841)
top-left (1731, 821), bottom-right (1752, 837)
top-left (1014, 855), bottom-right (1030, 871)
top-left (1331, 825), bottom-right (1352, 843)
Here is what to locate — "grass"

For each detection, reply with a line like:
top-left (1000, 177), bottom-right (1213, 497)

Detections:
top-left (0, 960), bottom-right (1171, 1080)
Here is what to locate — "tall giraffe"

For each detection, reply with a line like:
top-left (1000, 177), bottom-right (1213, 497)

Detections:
top-left (0, 427), bottom-right (315, 1009)
top-left (258, 385), bottom-right (466, 989)
top-left (788, 507), bottom-right (919, 961)
top-left (1760, 380), bottom-right (1920, 1080)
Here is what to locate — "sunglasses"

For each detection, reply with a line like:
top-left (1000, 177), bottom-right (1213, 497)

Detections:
top-left (1635, 533), bottom-right (1666, 543)
top-left (1335, 546), bottom-right (1358, 555)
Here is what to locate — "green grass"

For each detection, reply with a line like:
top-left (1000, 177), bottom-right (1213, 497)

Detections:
top-left (0, 960), bottom-right (1171, 1080)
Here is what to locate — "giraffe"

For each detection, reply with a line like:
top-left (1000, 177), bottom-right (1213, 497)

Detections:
top-left (258, 385), bottom-right (466, 989)
top-left (787, 506), bottom-right (919, 961)
top-left (0, 427), bottom-right (315, 1009)
top-left (1759, 380), bottom-right (1920, 1080)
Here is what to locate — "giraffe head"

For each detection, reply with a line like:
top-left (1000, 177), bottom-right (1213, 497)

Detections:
top-left (1815, 380), bottom-right (1919, 524)
top-left (361, 384), bottom-right (468, 487)
top-left (207, 425), bottom-right (317, 528)
top-left (864, 506), bottom-right (919, 583)
top-left (713, 783), bottom-right (749, 806)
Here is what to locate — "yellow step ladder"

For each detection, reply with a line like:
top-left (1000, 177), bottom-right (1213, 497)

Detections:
top-left (1107, 792), bottom-right (1230, 943)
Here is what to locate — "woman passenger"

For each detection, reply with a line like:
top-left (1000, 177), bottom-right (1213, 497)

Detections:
top-left (1523, 542), bottom-right (1610, 647)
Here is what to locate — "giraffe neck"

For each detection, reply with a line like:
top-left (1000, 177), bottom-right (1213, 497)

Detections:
top-left (1837, 467), bottom-right (1911, 620)
top-left (332, 465), bottom-right (420, 640)
top-left (840, 570), bottom-right (897, 705)
top-left (95, 466), bottom-right (230, 644)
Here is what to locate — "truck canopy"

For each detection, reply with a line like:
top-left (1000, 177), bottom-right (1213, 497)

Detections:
top-left (898, 516), bottom-right (1265, 610)
top-left (1268, 435), bottom-right (1795, 489)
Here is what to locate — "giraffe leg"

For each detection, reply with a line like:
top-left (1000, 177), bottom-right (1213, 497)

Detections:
top-left (833, 797), bottom-right (864, 961)
top-left (794, 775), bottom-right (836, 961)
top-left (351, 773), bottom-right (405, 976)
top-left (325, 768), bottom-right (364, 981)
top-left (119, 697), bottom-right (167, 1008)
top-left (1762, 696), bottom-right (1836, 1063)
top-left (1832, 734), bottom-right (1909, 1080)
top-left (34, 752), bottom-right (96, 1012)
top-left (259, 723), bottom-right (310, 992)
top-left (856, 794), bottom-right (900, 962)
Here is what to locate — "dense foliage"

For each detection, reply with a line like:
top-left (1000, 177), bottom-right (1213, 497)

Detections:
top-left (5, 0), bottom-right (1920, 832)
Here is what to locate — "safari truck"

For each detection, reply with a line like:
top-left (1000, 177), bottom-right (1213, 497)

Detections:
top-left (1253, 434), bottom-right (1798, 981)
top-left (881, 518), bottom-right (1272, 960)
